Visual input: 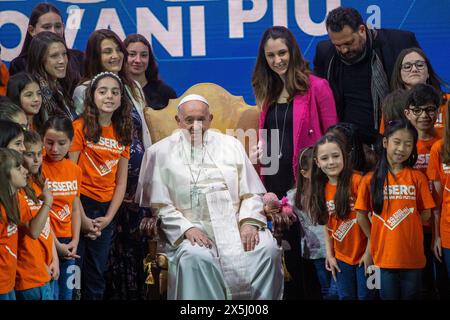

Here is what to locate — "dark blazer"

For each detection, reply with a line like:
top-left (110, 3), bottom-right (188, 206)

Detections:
top-left (313, 28), bottom-right (420, 122)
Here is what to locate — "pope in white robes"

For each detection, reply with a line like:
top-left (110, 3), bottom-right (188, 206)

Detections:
top-left (136, 94), bottom-right (284, 300)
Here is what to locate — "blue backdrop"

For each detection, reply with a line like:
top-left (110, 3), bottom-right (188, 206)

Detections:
top-left (1, 0), bottom-right (449, 104)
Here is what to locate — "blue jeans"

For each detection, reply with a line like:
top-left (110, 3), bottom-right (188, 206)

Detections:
top-left (433, 254), bottom-right (450, 299)
top-left (16, 282), bottom-right (53, 300)
top-left (78, 195), bottom-right (114, 300)
top-left (53, 237), bottom-right (76, 300)
top-left (336, 259), bottom-right (375, 300)
top-left (379, 268), bottom-right (422, 300)
top-left (421, 231), bottom-right (436, 299)
top-left (443, 248), bottom-right (450, 277)
top-left (0, 290), bottom-right (16, 300)
top-left (312, 258), bottom-right (338, 300)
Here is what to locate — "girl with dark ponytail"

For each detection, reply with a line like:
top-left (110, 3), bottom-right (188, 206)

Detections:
top-left (356, 120), bottom-right (435, 300)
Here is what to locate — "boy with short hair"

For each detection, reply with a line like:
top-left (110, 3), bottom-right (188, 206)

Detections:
top-left (404, 83), bottom-right (444, 299)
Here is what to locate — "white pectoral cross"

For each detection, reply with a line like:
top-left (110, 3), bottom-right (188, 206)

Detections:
top-left (191, 185), bottom-right (201, 208)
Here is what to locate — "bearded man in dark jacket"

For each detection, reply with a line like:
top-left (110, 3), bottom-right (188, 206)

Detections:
top-left (314, 7), bottom-right (420, 146)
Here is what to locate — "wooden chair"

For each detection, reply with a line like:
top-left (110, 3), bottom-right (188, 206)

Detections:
top-left (142, 83), bottom-right (259, 299)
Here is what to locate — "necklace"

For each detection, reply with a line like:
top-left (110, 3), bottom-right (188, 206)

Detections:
top-left (274, 101), bottom-right (291, 159)
top-left (180, 134), bottom-right (207, 208)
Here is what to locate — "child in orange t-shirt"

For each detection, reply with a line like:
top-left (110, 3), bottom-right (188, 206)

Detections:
top-left (68, 72), bottom-right (131, 300)
top-left (356, 120), bottom-right (435, 300)
top-left (427, 100), bottom-right (450, 287)
top-left (15, 131), bottom-right (58, 300)
top-left (403, 84), bottom-right (444, 298)
top-left (309, 134), bottom-right (375, 300)
top-left (0, 148), bottom-right (52, 300)
top-left (404, 85), bottom-right (443, 170)
top-left (42, 117), bottom-right (82, 300)
top-left (379, 91), bottom-right (448, 138)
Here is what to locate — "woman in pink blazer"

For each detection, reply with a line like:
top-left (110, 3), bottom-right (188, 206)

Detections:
top-left (252, 26), bottom-right (337, 299)
top-left (252, 26), bottom-right (337, 197)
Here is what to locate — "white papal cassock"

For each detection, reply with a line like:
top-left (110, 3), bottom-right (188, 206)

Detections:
top-left (136, 129), bottom-right (284, 300)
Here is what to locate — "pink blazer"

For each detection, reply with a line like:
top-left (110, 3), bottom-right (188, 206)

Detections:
top-left (259, 74), bottom-right (338, 181)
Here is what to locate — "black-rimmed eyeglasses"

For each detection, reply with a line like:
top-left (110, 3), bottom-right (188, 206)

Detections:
top-left (407, 105), bottom-right (438, 116)
top-left (401, 60), bottom-right (427, 72)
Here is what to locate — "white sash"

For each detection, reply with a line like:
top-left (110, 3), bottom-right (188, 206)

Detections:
top-left (206, 190), bottom-right (252, 299)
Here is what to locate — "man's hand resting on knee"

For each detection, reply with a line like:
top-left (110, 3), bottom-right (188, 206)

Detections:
top-left (184, 227), bottom-right (213, 248)
top-left (240, 224), bottom-right (259, 252)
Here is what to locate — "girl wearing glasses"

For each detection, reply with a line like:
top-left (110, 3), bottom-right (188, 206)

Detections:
top-left (390, 48), bottom-right (449, 137)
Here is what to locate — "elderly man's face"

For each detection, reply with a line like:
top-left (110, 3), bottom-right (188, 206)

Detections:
top-left (328, 25), bottom-right (366, 63)
top-left (176, 100), bottom-right (213, 143)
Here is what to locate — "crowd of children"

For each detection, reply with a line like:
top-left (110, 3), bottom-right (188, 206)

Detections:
top-left (283, 84), bottom-right (450, 300)
top-left (0, 71), bottom-right (131, 300)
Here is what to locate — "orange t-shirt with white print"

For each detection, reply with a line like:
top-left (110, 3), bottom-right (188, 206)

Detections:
top-left (42, 156), bottom-right (82, 238)
top-left (69, 118), bottom-right (130, 203)
top-left (355, 168), bottom-right (435, 269)
top-left (16, 183), bottom-right (52, 291)
top-left (0, 193), bottom-right (33, 294)
top-left (433, 94), bottom-right (449, 138)
top-left (415, 136), bottom-right (441, 173)
top-left (326, 173), bottom-right (367, 265)
top-left (415, 136), bottom-right (440, 228)
top-left (426, 139), bottom-right (450, 249)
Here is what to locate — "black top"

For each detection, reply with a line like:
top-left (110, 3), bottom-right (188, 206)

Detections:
top-left (341, 54), bottom-right (378, 145)
top-left (142, 80), bottom-right (177, 110)
top-left (263, 102), bottom-right (295, 199)
top-left (313, 28), bottom-right (420, 145)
